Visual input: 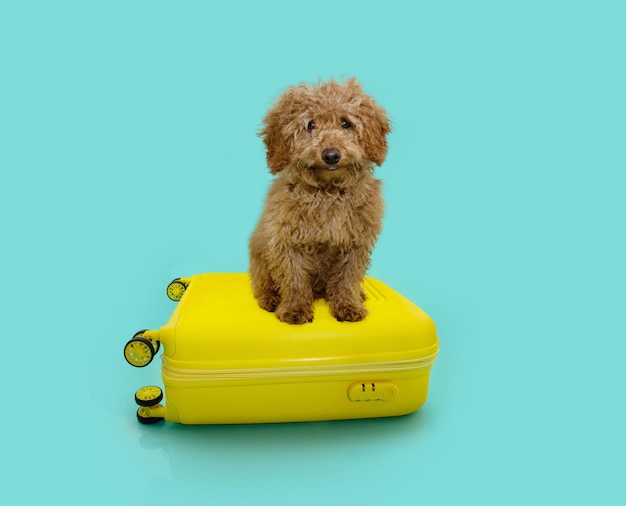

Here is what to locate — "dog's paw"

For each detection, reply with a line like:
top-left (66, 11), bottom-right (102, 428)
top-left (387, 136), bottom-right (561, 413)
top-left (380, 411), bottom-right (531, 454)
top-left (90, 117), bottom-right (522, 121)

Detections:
top-left (257, 293), bottom-right (280, 313)
top-left (331, 302), bottom-right (368, 322)
top-left (275, 304), bottom-right (314, 325)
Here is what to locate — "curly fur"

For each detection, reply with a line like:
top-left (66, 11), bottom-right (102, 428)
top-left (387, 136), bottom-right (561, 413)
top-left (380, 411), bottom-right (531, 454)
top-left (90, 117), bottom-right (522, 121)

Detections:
top-left (249, 78), bottom-right (391, 324)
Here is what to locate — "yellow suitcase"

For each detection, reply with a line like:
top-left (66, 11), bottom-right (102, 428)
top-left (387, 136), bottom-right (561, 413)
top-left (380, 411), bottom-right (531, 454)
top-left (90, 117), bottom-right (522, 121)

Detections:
top-left (124, 273), bottom-right (439, 424)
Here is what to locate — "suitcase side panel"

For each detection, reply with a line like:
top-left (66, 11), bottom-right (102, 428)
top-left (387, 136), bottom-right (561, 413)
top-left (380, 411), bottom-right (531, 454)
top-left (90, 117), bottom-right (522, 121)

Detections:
top-left (162, 367), bottom-right (433, 424)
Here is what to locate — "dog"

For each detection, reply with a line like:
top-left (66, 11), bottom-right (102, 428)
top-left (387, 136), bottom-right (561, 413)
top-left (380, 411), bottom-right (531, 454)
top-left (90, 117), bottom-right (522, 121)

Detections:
top-left (249, 78), bottom-right (391, 324)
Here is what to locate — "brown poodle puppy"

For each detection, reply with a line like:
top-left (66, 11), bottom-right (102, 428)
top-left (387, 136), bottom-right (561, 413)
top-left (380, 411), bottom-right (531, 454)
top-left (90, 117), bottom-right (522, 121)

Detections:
top-left (249, 78), bottom-right (391, 324)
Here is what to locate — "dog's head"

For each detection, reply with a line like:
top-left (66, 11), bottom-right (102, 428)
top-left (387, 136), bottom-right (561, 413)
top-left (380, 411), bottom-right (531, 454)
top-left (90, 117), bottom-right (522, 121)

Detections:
top-left (259, 78), bottom-right (391, 186)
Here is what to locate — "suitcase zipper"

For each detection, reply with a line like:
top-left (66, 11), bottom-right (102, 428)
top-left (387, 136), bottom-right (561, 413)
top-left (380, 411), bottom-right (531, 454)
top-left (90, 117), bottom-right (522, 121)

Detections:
top-left (162, 353), bottom-right (438, 382)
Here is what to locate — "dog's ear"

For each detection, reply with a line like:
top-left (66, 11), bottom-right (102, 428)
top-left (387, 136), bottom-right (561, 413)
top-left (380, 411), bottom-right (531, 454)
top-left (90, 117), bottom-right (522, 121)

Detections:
top-left (259, 96), bottom-right (295, 174)
top-left (359, 93), bottom-right (391, 166)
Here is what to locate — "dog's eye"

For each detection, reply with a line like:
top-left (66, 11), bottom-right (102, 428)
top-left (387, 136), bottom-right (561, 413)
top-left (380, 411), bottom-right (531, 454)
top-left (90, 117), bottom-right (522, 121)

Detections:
top-left (340, 118), bottom-right (352, 129)
top-left (306, 120), bottom-right (316, 132)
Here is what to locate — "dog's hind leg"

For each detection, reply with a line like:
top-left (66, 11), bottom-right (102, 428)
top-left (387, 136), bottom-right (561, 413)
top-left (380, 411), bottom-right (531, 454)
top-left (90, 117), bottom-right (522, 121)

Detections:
top-left (249, 246), bottom-right (281, 313)
top-left (253, 275), bottom-right (281, 313)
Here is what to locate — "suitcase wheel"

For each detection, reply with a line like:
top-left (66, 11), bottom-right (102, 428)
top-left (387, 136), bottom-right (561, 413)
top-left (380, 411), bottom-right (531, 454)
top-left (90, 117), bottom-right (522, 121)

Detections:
top-left (136, 406), bottom-right (164, 425)
top-left (135, 386), bottom-right (164, 407)
top-left (133, 329), bottom-right (160, 355)
top-left (166, 278), bottom-right (187, 301)
top-left (123, 337), bottom-right (155, 367)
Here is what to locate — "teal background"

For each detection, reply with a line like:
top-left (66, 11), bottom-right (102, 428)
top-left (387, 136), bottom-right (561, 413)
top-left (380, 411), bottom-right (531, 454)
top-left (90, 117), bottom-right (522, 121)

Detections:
top-left (1, 0), bottom-right (624, 504)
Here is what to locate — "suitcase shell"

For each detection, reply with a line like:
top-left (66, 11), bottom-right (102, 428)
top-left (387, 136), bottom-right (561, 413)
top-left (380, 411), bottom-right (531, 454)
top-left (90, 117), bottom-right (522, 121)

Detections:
top-left (125, 273), bottom-right (439, 424)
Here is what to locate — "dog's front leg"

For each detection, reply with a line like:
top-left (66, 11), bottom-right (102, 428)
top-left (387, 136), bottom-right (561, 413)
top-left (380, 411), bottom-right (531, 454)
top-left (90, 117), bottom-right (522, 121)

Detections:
top-left (326, 248), bottom-right (370, 322)
top-left (273, 247), bottom-right (315, 324)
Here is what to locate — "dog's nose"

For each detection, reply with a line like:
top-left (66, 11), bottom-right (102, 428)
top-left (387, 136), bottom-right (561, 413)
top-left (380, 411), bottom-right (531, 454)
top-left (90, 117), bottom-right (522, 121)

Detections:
top-left (321, 148), bottom-right (341, 165)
